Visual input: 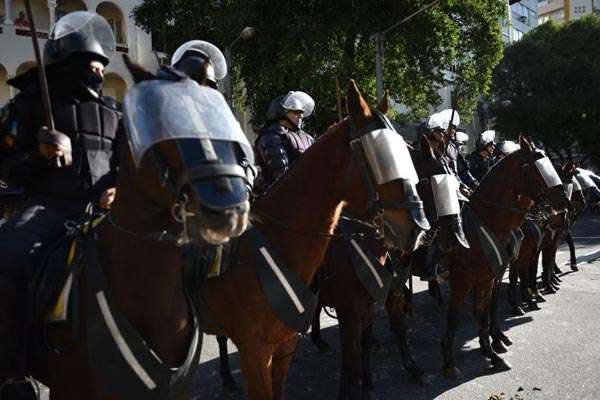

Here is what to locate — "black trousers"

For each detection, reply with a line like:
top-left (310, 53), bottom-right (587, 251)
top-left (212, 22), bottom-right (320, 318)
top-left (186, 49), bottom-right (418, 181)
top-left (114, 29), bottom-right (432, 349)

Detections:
top-left (0, 195), bottom-right (89, 281)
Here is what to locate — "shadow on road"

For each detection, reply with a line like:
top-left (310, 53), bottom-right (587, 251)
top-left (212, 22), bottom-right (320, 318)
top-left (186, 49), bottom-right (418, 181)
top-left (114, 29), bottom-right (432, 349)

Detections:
top-left (191, 283), bottom-right (535, 400)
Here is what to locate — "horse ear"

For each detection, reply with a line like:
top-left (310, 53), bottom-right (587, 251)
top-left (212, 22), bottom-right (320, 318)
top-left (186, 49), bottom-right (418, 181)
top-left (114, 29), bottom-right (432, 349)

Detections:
top-left (123, 54), bottom-right (156, 83)
top-left (420, 134), bottom-right (436, 161)
top-left (519, 134), bottom-right (533, 152)
top-left (347, 79), bottom-right (372, 124)
top-left (376, 90), bottom-right (389, 114)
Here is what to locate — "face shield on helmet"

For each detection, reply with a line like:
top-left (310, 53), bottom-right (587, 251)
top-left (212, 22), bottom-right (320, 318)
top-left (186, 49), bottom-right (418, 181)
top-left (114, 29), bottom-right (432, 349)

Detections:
top-left (44, 11), bottom-right (115, 66)
top-left (267, 91), bottom-right (315, 130)
top-left (171, 40), bottom-right (227, 87)
top-left (454, 131), bottom-right (469, 146)
top-left (498, 140), bottom-right (520, 156)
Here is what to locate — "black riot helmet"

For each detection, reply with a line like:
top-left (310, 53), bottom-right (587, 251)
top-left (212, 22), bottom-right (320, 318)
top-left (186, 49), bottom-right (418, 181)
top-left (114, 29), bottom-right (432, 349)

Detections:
top-left (44, 11), bottom-right (115, 66)
top-left (171, 40), bottom-right (227, 88)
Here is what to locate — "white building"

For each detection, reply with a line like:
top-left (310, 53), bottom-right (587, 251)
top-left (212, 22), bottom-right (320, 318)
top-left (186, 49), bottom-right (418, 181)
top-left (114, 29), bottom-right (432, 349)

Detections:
top-left (0, 0), bottom-right (160, 106)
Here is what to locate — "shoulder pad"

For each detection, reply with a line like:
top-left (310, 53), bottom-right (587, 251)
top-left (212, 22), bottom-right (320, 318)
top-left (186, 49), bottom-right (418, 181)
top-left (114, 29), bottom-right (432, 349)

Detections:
top-left (262, 123), bottom-right (287, 136)
top-left (257, 131), bottom-right (285, 148)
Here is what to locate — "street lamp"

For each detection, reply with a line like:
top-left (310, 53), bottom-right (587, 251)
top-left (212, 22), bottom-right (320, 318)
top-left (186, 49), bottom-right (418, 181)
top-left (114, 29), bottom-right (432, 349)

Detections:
top-left (224, 26), bottom-right (256, 109)
top-left (375, 0), bottom-right (442, 100)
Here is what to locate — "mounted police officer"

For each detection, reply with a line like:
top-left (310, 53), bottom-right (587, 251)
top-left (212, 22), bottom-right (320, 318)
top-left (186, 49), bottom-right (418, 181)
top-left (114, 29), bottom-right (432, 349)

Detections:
top-left (466, 130), bottom-right (496, 181)
top-left (255, 91), bottom-right (315, 189)
top-left (0, 11), bottom-right (120, 383)
top-left (454, 131), bottom-right (479, 191)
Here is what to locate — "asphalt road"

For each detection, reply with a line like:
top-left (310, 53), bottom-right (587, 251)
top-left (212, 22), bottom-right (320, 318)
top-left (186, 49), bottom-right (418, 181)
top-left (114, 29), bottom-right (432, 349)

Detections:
top-left (191, 214), bottom-right (600, 400)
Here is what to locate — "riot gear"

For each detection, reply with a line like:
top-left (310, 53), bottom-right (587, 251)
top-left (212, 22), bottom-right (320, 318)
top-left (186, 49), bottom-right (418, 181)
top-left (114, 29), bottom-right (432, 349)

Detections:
top-left (171, 40), bottom-right (227, 87)
top-left (266, 91), bottom-right (315, 130)
top-left (43, 11), bottom-right (115, 66)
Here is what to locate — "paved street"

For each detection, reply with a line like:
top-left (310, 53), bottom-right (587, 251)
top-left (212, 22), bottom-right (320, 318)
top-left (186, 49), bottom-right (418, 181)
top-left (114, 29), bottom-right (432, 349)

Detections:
top-left (192, 214), bottom-right (600, 400)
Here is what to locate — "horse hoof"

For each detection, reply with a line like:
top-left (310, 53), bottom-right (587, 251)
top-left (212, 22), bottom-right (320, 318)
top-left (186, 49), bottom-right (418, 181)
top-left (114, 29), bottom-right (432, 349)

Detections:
top-left (528, 302), bottom-right (541, 311)
top-left (571, 264), bottom-right (579, 272)
top-left (511, 306), bottom-right (525, 316)
top-left (534, 293), bottom-right (546, 302)
top-left (544, 286), bottom-right (556, 294)
top-left (492, 340), bottom-right (508, 354)
top-left (442, 366), bottom-right (462, 379)
top-left (492, 358), bottom-right (512, 371)
top-left (500, 334), bottom-right (513, 346)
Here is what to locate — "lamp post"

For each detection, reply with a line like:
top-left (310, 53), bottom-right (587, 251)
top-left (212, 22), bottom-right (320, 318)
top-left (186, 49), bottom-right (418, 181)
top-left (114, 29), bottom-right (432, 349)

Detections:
top-left (374, 0), bottom-right (442, 100)
top-left (224, 26), bottom-right (256, 109)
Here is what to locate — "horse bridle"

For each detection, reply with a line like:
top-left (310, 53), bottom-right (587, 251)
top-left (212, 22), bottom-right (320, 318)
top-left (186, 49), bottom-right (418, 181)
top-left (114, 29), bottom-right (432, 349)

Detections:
top-left (109, 144), bottom-right (248, 246)
top-left (479, 151), bottom-right (562, 214)
top-left (347, 111), bottom-right (426, 240)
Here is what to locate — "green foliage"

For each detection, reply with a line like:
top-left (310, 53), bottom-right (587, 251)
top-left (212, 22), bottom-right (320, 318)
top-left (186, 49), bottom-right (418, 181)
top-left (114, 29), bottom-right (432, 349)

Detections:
top-left (133, 0), bottom-right (505, 134)
top-left (492, 16), bottom-right (600, 162)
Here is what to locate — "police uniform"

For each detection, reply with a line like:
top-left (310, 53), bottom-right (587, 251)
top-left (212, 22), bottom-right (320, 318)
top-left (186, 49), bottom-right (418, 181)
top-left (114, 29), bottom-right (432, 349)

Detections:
top-left (255, 91), bottom-right (315, 187)
top-left (466, 151), bottom-right (491, 182)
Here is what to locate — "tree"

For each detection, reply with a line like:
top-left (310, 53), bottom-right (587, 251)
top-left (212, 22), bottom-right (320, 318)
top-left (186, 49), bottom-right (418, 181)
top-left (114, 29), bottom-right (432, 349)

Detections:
top-left (133, 0), bottom-right (505, 134)
top-left (491, 16), bottom-right (600, 163)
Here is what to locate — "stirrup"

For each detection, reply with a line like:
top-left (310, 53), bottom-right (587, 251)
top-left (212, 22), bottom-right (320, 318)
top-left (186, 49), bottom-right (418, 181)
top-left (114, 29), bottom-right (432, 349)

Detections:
top-left (0, 377), bottom-right (49, 400)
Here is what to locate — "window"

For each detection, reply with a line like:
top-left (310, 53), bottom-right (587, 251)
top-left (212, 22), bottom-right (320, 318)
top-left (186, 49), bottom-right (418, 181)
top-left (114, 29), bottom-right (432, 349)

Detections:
top-left (511, 27), bottom-right (524, 41)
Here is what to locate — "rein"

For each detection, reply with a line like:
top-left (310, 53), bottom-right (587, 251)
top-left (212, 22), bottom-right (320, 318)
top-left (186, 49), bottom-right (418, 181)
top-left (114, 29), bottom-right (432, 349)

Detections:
top-left (249, 209), bottom-right (371, 239)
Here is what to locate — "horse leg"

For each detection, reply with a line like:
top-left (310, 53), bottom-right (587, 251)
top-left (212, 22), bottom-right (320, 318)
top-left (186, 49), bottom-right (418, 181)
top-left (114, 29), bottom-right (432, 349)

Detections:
top-left (337, 312), bottom-right (363, 400)
top-left (310, 303), bottom-right (331, 353)
top-left (239, 345), bottom-right (273, 400)
top-left (473, 282), bottom-right (511, 371)
top-left (360, 322), bottom-right (376, 400)
top-left (441, 281), bottom-right (469, 379)
top-left (566, 231), bottom-right (578, 271)
top-left (508, 263), bottom-right (525, 316)
top-left (386, 291), bottom-right (426, 385)
top-left (216, 335), bottom-right (238, 392)
top-left (428, 280), bottom-right (445, 307)
top-left (271, 336), bottom-right (299, 400)
top-left (490, 280), bottom-right (512, 354)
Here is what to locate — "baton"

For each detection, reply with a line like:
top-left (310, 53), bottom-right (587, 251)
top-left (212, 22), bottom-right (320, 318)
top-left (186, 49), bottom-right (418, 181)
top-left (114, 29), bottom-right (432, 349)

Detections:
top-left (23, 0), bottom-right (72, 167)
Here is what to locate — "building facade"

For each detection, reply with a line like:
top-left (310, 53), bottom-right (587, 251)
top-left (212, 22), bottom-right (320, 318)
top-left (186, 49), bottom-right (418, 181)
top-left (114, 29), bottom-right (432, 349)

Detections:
top-left (502, 0), bottom-right (539, 44)
top-left (538, 0), bottom-right (600, 24)
top-left (0, 0), bottom-right (160, 106)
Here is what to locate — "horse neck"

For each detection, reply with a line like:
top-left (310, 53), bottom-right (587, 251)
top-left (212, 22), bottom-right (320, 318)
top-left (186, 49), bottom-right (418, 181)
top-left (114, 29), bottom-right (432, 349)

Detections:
top-left (253, 122), bottom-right (352, 282)
top-left (470, 156), bottom-right (527, 241)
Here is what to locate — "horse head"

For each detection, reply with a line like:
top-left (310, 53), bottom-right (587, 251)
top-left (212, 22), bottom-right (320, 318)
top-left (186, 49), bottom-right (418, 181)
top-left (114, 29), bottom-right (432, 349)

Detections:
top-left (411, 135), bottom-right (469, 252)
top-left (341, 80), bottom-right (429, 252)
top-left (500, 136), bottom-right (570, 214)
top-left (119, 60), bottom-right (251, 245)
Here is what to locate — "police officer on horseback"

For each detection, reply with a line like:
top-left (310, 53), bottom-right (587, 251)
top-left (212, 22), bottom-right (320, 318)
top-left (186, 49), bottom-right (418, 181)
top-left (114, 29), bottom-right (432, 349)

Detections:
top-left (466, 130), bottom-right (496, 181)
top-left (255, 91), bottom-right (315, 188)
top-left (0, 11), bottom-right (120, 383)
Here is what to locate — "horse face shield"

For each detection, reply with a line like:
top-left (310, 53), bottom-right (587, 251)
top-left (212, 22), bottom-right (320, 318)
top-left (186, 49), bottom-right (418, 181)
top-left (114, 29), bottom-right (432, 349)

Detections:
top-left (531, 156), bottom-right (569, 211)
top-left (429, 174), bottom-right (469, 250)
top-left (352, 117), bottom-right (430, 250)
top-left (124, 79), bottom-right (254, 245)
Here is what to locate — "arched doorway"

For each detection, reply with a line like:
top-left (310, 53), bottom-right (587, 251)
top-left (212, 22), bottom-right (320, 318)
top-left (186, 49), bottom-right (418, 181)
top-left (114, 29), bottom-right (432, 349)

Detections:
top-left (10, 0), bottom-right (50, 31)
top-left (96, 2), bottom-right (126, 45)
top-left (0, 65), bottom-right (10, 105)
top-left (56, 0), bottom-right (86, 22)
top-left (15, 61), bottom-right (36, 76)
top-left (103, 73), bottom-right (127, 104)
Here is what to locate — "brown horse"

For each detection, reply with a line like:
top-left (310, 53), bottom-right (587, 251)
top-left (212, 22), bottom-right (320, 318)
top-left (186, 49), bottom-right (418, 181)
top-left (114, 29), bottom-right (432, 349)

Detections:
top-left (303, 134), bottom-right (467, 399)
top-left (198, 80), bottom-right (426, 400)
top-left (24, 66), bottom-right (252, 399)
top-left (507, 161), bottom-right (583, 314)
top-left (440, 136), bottom-right (569, 379)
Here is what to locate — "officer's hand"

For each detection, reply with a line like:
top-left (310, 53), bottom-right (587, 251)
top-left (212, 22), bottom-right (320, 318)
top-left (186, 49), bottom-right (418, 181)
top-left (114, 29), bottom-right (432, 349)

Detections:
top-left (99, 187), bottom-right (117, 210)
top-left (38, 143), bottom-right (64, 160)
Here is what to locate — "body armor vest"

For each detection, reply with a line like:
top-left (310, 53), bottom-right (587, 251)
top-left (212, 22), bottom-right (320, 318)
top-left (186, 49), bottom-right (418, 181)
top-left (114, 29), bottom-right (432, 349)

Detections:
top-left (12, 86), bottom-right (119, 198)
